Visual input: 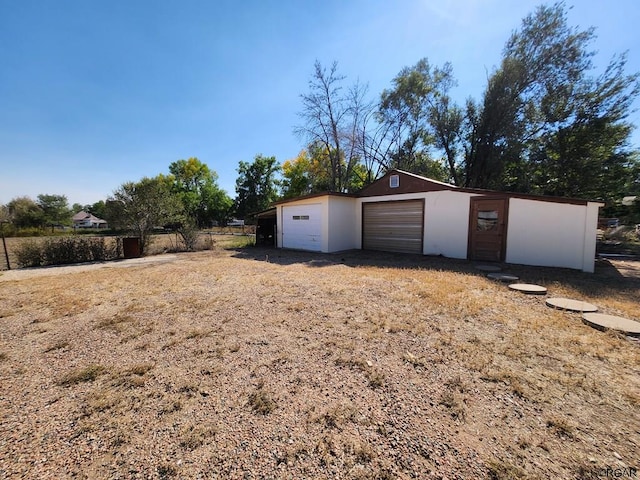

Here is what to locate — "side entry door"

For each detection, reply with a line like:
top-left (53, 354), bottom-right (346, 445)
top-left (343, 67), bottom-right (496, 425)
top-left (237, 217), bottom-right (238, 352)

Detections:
top-left (468, 197), bottom-right (508, 262)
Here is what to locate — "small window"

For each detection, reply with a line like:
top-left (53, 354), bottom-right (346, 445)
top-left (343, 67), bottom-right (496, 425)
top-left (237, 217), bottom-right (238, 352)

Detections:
top-left (389, 174), bottom-right (400, 188)
top-left (292, 215), bottom-right (310, 220)
top-left (477, 210), bottom-right (498, 231)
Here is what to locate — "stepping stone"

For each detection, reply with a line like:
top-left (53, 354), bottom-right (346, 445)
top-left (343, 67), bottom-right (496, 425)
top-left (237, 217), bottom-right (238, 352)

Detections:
top-left (487, 272), bottom-right (519, 282)
top-left (475, 264), bottom-right (502, 272)
top-left (546, 297), bottom-right (598, 312)
top-left (508, 283), bottom-right (547, 294)
top-left (582, 313), bottom-right (640, 337)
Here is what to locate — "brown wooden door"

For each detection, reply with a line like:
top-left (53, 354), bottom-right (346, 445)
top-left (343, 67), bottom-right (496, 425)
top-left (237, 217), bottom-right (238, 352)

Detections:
top-left (468, 197), bottom-right (508, 262)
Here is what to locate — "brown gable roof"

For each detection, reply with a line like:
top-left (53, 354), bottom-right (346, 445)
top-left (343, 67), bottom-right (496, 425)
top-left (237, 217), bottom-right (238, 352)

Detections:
top-left (270, 169), bottom-right (599, 207)
top-left (272, 191), bottom-right (358, 206)
top-left (358, 169), bottom-right (598, 206)
top-left (358, 169), bottom-right (456, 197)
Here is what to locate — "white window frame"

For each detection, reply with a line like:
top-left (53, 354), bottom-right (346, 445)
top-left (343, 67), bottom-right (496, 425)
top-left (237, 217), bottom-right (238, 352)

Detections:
top-left (389, 174), bottom-right (400, 188)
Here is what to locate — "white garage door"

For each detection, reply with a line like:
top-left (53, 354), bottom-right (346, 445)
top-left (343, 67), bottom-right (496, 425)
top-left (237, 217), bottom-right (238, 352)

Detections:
top-left (362, 200), bottom-right (424, 254)
top-left (282, 204), bottom-right (322, 251)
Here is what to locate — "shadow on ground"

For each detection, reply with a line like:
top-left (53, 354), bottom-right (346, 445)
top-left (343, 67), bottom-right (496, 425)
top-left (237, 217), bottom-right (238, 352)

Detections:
top-left (230, 246), bottom-right (640, 302)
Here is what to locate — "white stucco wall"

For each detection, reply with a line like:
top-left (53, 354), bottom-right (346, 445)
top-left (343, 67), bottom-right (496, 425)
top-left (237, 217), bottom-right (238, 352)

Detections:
top-left (276, 192), bottom-right (601, 272)
top-left (356, 191), bottom-right (476, 258)
top-left (506, 198), bottom-right (600, 272)
top-left (276, 197), bottom-right (330, 251)
top-left (327, 196), bottom-right (359, 252)
top-left (423, 191), bottom-right (477, 258)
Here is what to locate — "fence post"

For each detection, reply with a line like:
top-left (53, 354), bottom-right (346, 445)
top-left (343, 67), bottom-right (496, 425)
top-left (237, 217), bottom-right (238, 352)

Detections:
top-left (0, 221), bottom-right (10, 270)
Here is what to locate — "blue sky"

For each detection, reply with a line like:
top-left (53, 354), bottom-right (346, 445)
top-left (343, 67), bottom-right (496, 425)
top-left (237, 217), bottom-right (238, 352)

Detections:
top-left (1, 0), bottom-right (639, 206)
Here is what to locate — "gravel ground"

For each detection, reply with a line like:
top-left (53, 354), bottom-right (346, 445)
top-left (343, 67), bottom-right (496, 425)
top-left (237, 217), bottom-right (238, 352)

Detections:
top-left (0, 247), bottom-right (638, 479)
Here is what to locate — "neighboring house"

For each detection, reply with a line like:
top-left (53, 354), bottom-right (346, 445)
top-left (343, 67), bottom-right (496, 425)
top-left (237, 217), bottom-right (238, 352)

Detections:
top-left (272, 169), bottom-right (603, 273)
top-left (72, 211), bottom-right (108, 229)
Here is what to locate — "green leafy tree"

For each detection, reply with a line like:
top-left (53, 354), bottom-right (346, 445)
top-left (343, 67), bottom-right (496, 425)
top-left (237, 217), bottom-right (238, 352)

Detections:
top-left (281, 145), bottom-right (373, 198)
top-left (376, 3), bottom-right (639, 200)
top-left (87, 200), bottom-right (107, 219)
top-left (379, 58), bottom-right (461, 183)
top-left (7, 196), bottom-right (44, 229)
top-left (168, 157), bottom-right (232, 227)
top-left (281, 150), bottom-right (314, 199)
top-left (108, 175), bottom-right (183, 255)
top-left (103, 200), bottom-right (126, 231)
top-left (235, 154), bottom-right (280, 220)
top-left (36, 194), bottom-right (71, 226)
top-left (0, 204), bottom-right (9, 223)
top-left (463, 2), bottom-right (639, 198)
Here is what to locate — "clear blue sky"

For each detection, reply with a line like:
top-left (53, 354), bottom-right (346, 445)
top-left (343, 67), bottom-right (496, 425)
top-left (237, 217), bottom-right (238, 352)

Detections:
top-left (1, 0), bottom-right (639, 206)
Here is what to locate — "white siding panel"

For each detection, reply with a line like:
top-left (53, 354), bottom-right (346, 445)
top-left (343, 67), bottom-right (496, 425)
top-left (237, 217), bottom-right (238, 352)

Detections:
top-left (327, 196), bottom-right (358, 252)
top-left (282, 204), bottom-right (322, 251)
top-left (423, 191), bottom-right (476, 259)
top-left (506, 199), bottom-right (588, 270)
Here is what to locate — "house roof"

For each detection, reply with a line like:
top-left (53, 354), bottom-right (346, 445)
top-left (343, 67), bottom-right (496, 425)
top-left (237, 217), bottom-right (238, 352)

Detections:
top-left (272, 169), bottom-right (602, 207)
top-left (272, 191), bottom-right (358, 206)
top-left (359, 169), bottom-right (456, 197)
top-left (360, 169), bottom-right (602, 206)
top-left (254, 208), bottom-right (277, 218)
top-left (72, 211), bottom-right (107, 223)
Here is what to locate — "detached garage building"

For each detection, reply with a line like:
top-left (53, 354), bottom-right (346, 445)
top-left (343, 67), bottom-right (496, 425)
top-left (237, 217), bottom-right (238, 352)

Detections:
top-left (273, 170), bottom-right (603, 272)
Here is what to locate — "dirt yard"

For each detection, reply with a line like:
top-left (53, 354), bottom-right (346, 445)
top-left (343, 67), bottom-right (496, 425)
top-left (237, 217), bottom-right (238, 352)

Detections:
top-left (0, 246), bottom-right (638, 479)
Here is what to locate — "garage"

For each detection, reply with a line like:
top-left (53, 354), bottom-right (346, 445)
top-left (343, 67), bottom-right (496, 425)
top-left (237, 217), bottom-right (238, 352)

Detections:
top-left (281, 204), bottom-right (322, 251)
top-left (362, 200), bottom-right (424, 254)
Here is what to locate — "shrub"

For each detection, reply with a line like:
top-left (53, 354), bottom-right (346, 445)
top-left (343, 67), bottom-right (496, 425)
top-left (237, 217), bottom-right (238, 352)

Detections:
top-left (13, 227), bottom-right (47, 237)
top-left (177, 224), bottom-right (200, 252)
top-left (15, 236), bottom-right (122, 268)
top-left (15, 240), bottom-right (44, 267)
top-left (88, 237), bottom-right (121, 261)
top-left (42, 237), bottom-right (90, 265)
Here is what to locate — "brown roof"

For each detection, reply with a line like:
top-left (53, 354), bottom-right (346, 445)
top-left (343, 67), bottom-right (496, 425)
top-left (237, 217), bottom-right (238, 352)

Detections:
top-left (72, 211), bottom-right (107, 223)
top-left (360, 169), bottom-right (599, 206)
top-left (272, 191), bottom-right (358, 206)
top-left (359, 169), bottom-right (456, 197)
top-left (271, 169), bottom-right (601, 207)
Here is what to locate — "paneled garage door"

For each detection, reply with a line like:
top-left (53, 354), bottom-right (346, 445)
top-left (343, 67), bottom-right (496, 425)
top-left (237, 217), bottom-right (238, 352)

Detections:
top-left (362, 200), bottom-right (424, 254)
top-left (282, 204), bottom-right (322, 251)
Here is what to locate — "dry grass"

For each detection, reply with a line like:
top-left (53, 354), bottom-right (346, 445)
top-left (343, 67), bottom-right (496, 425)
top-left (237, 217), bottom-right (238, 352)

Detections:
top-left (57, 364), bottom-right (107, 386)
top-left (44, 340), bottom-right (69, 353)
top-left (0, 246), bottom-right (638, 479)
top-left (248, 388), bottom-right (277, 415)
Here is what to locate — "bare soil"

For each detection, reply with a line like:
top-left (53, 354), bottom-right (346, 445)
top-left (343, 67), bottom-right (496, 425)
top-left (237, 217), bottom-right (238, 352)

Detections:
top-left (0, 246), bottom-right (638, 479)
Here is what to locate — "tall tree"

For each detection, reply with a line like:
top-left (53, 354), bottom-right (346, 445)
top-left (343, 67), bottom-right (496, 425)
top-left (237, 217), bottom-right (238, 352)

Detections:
top-left (0, 204), bottom-right (9, 223)
top-left (295, 61), bottom-right (368, 192)
top-left (85, 200), bottom-right (107, 219)
top-left (463, 2), bottom-right (639, 197)
top-left (379, 59), bottom-right (462, 183)
top-left (36, 194), bottom-right (70, 226)
top-left (280, 150), bottom-right (315, 199)
top-left (235, 154), bottom-right (280, 220)
top-left (6, 197), bottom-right (44, 229)
top-left (168, 157), bottom-right (231, 227)
top-left (108, 175), bottom-right (182, 255)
